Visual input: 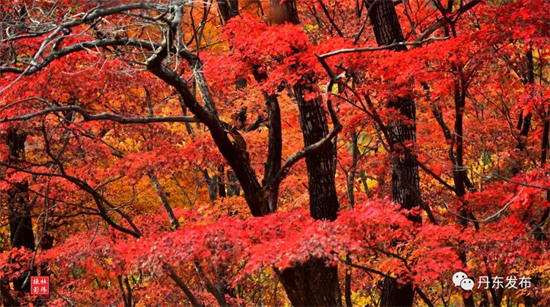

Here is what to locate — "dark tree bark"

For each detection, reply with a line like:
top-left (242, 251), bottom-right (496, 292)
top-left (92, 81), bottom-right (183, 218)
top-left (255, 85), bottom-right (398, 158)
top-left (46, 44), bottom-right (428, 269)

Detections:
top-left (227, 170), bottom-right (240, 197)
top-left (270, 0), bottom-right (300, 25)
top-left (262, 92), bottom-right (282, 212)
top-left (269, 2), bottom-right (342, 306)
top-left (277, 257), bottom-right (341, 307)
top-left (292, 84), bottom-right (340, 221)
top-left (148, 171), bottom-right (180, 229)
top-left (252, 67), bottom-right (283, 213)
top-left (344, 134), bottom-right (360, 307)
top-left (532, 99), bottom-right (550, 243)
top-left (541, 111), bottom-right (549, 166)
top-left (217, 165), bottom-right (227, 198)
top-left (5, 128), bottom-right (36, 294)
top-left (344, 259), bottom-right (353, 307)
top-left (452, 70), bottom-right (469, 199)
top-left (367, 1), bottom-right (419, 306)
top-left (217, 0), bottom-right (239, 23)
top-left (346, 132), bottom-right (360, 210)
top-left (148, 60), bottom-right (271, 216)
top-left (517, 49), bottom-right (535, 150)
top-left (430, 71), bottom-right (477, 307)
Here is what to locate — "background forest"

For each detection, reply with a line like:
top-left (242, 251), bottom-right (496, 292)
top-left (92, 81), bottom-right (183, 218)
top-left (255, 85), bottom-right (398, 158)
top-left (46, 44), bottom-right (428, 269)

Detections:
top-left (0, 0), bottom-right (549, 306)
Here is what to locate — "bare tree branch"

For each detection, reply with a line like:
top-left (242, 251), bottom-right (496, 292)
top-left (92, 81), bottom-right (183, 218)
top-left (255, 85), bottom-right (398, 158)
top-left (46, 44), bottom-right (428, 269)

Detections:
top-left (318, 36), bottom-right (449, 59)
top-left (0, 105), bottom-right (199, 124)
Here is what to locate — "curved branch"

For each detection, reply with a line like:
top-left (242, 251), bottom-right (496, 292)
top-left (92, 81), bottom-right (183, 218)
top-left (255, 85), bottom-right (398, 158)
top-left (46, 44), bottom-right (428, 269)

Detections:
top-left (418, 0), bottom-right (482, 40)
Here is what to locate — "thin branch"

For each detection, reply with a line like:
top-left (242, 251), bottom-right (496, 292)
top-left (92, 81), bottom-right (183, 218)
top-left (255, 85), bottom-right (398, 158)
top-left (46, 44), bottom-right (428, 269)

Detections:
top-left (318, 36), bottom-right (450, 59)
top-left (418, 0), bottom-right (482, 40)
top-left (0, 106), bottom-right (199, 124)
top-left (415, 287), bottom-right (435, 307)
top-left (345, 261), bottom-right (395, 280)
top-left (163, 263), bottom-right (203, 307)
top-left (442, 186), bottom-right (525, 223)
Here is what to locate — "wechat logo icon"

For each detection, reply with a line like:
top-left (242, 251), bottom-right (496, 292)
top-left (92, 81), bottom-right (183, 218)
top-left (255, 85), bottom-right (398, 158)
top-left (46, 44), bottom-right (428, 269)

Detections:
top-left (453, 272), bottom-right (475, 291)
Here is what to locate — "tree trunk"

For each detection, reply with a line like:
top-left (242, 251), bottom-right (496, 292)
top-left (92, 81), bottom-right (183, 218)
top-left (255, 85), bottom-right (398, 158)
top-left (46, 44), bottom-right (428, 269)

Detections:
top-left (269, 2), bottom-right (342, 305)
top-left (277, 258), bottom-right (341, 307)
top-left (262, 91), bottom-right (282, 212)
top-left (541, 111), bottom-right (549, 166)
top-left (148, 171), bottom-right (180, 229)
top-left (270, 0), bottom-right (300, 25)
top-left (452, 69), bottom-right (477, 307)
top-left (367, 1), bottom-right (419, 306)
top-left (517, 49), bottom-right (535, 150)
top-left (227, 170), bottom-right (240, 197)
top-left (252, 67), bottom-right (282, 213)
top-left (5, 128), bottom-right (36, 295)
top-left (217, 165), bottom-right (227, 198)
top-left (293, 85), bottom-right (339, 221)
top-left (217, 0), bottom-right (239, 23)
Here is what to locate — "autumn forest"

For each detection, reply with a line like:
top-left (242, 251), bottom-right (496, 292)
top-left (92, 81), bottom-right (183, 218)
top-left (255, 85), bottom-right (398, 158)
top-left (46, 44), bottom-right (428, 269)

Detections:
top-left (0, 0), bottom-right (549, 306)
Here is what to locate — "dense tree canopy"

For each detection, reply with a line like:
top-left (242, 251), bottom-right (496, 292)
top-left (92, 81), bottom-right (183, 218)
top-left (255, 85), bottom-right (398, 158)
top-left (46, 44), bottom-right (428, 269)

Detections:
top-left (0, 0), bottom-right (549, 306)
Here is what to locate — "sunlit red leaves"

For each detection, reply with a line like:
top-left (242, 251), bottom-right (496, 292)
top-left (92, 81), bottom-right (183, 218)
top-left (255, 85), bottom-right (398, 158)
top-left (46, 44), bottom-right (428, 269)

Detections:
top-left (224, 15), bottom-right (322, 93)
top-left (32, 192), bottom-right (550, 303)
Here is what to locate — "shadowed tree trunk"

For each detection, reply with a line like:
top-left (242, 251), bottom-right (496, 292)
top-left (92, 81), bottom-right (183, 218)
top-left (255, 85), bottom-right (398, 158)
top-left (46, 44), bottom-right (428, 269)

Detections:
top-left (276, 84), bottom-right (342, 307)
top-left (366, 1), bottom-right (419, 306)
top-left (541, 113), bottom-right (549, 168)
top-left (217, 165), bottom-right (226, 198)
top-left (270, 0), bottom-right (299, 25)
top-left (217, 0), bottom-right (239, 23)
top-left (5, 128), bottom-right (36, 295)
top-left (252, 67), bottom-right (283, 213)
top-left (292, 84), bottom-right (340, 221)
top-left (269, 1), bottom-right (342, 306)
top-left (227, 170), bottom-right (240, 197)
top-left (517, 49), bottom-right (535, 150)
top-left (430, 71), bottom-right (477, 307)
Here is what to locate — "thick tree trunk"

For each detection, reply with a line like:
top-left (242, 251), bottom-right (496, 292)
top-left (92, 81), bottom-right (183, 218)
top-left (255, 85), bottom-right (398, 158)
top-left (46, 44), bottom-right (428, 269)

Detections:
top-left (277, 258), bottom-right (341, 307)
top-left (344, 260), bottom-right (353, 307)
top-left (541, 112), bottom-right (549, 165)
top-left (8, 183), bottom-right (35, 252)
top-left (8, 182), bottom-right (35, 293)
top-left (367, 1), bottom-right (419, 306)
top-left (453, 72), bottom-right (468, 198)
top-left (262, 92), bottom-right (282, 212)
top-left (270, 0), bottom-right (300, 25)
top-left (293, 85), bottom-right (339, 221)
top-left (269, 2), bottom-right (342, 306)
top-left (277, 69), bottom-right (342, 307)
top-left (217, 0), bottom-right (239, 23)
top-left (252, 68), bottom-right (282, 213)
top-left (5, 129), bottom-right (35, 295)
top-left (346, 132), bottom-right (360, 209)
top-left (217, 165), bottom-right (226, 198)
top-left (380, 278), bottom-right (415, 307)
top-left (387, 98), bottom-right (421, 217)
